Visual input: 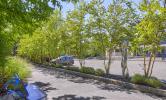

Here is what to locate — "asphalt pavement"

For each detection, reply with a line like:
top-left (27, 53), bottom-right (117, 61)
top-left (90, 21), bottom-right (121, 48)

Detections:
top-left (28, 64), bottom-right (165, 100)
top-left (74, 58), bottom-right (166, 80)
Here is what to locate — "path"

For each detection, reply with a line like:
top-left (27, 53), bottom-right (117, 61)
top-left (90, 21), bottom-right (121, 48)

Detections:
top-left (28, 64), bottom-right (165, 100)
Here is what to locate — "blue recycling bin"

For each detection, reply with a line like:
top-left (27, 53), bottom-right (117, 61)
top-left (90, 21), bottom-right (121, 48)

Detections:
top-left (26, 84), bottom-right (47, 100)
top-left (2, 74), bottom-right (47, 100)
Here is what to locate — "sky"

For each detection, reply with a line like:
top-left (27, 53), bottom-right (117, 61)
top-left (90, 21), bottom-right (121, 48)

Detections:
top-left (60, 0), bottom-right (142, 17)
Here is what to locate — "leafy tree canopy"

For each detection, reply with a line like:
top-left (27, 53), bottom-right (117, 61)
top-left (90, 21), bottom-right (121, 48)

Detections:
top-left (0, 0), bottom-right (77, 65)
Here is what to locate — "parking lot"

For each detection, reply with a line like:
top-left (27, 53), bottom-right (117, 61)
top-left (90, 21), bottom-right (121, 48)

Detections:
top-left (74, 58), bottom-right (166, 80)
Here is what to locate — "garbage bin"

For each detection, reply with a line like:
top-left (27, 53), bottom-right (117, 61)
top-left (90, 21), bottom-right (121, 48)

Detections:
top-left (26, 84), bottom-right (47, 100)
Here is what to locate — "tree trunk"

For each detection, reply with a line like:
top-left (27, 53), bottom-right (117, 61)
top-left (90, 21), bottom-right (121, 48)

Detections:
top-left (79, 59), bottom-right (83, 67)
top-left (105, 49), bottom-right (112, 75)
top-left (149, 54), bottom-right (156, 77)
top-left (79, 59), bottom-right (85, 67)
top-left (146, 52), bottom-right (153, 77)
top-left (104, 56), bottom-right (107, 74)
top-left (121, 41), bottom-right (129, 79)
top-left (143, 44), bottom-right (148, 77)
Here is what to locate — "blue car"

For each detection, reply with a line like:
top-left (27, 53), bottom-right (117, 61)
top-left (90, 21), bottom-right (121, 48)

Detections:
top-left (51, 56), bottom-right (74, 65)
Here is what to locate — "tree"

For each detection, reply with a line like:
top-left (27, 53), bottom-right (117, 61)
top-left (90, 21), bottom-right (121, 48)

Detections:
top-left (0, 0), bottom-right (77, 82)
top-left (106, 0), bottom-right (138, 78)
top-left (65, 3), bottom-right (88, 67)
top-left (86, 0), bottom-right (113, 75)
top-left (0, 0), bottom-right (77, 62)
top-left (136, 0), bottom-right (166, 78)
top-left (18, 10), bottom-right (63, 63)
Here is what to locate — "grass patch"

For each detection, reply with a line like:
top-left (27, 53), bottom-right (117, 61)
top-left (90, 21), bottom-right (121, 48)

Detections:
top-left (80, 67), bottom-right (95, 75)
top-left (131, 74), bottom-right (163, 88)
top-left (95, 69), bottom-right (105, 76)
top-left (65, 66), bottom-right (80, 72)
top-left (51, 64), bottom-right (63, 68)
top-left (0, 57), bottom-right (31, 84)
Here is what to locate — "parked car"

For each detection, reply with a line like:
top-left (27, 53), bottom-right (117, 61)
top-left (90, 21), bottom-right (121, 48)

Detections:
top-left (51, 56), bottom-right (74, 65)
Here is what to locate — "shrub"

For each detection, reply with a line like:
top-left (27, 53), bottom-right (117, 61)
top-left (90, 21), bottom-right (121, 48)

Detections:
top-left (131, 74), bottom-right (163, 88)
top-left (95, 69), bottom-right (105, 76)
top-left (65, 66), bottom-right (80, 72)
top-left (80, 67), bottom-right (95, 75)
top-left (131, 74), bottom-right (145, 85)
top-left (0, 57), bottom-right (31, 84)
top-left (52, 64), bottom-right (63, 68)
top-left (145, 78), bottom-right (163, 88)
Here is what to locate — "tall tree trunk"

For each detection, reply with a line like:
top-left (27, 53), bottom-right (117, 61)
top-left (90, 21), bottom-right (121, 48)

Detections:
top-left (121, 41), bottom-right (129, 79)
top-left (143, 44), bottom-right (147, 77)
top-left (79, 59), bottom-right (83, 67)
top-left (105, 49), bottom-right (112, 75)
top-left (149, 54), bottom-right (156, 77)
top-left (104, 55), bottom-right (107, 74)
top-left (146, 52), bottom-right (153, 77)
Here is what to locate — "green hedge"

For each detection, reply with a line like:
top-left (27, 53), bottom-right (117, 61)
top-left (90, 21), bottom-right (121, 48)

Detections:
top-left (95, 69), bottom-right (105, 76)
top-left (80, 67), bottom-right (96, 75)
top-left (52, 64), bottom-right (63, 68)
top-left (65, 66), bottom-right (80, 72)
top-left (131, 74), bottom-right (163, 88)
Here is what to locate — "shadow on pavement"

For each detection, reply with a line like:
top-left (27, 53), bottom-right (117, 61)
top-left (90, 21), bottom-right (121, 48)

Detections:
top-left (32, 82), bottom-right (57, 92)
top-left (32, 64), bottom-right (166, 100)
top-left (52, 95), bottom-right (105, 100)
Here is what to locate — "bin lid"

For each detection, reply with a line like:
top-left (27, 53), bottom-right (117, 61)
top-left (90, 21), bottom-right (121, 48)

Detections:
top-left (26, 84), bottom-right (47, 100)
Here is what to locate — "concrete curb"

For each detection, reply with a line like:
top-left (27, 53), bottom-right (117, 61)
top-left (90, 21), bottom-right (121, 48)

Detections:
top-left (41, 65), bottom-right (166, 97)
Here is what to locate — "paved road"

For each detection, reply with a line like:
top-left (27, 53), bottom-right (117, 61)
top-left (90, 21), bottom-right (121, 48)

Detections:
top-left (74, 59), bottom-right (166, 80)
top-left (28, 64), bottom-right (164, 100)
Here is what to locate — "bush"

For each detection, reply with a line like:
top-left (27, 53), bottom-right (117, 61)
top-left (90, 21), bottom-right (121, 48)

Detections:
top-left (80, 67), bottom-right (95, 75)
top-left (65, 66), bottom-right (80, 72)
top-left (131, 74), bottom-right (163, 88)
top-left (131, 74), bottom-right (145, 84)
top-left (95, 69), bottom-right (105, 76)
top-left (52, 64), bottom-right (63, 68)
top-left (0, 57), bottom-right (31, 84)
top-left (145, 78), bottom-right (163, 88)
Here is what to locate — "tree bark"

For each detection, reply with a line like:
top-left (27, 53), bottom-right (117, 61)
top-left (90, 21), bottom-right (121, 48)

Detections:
top-left (79, 59), bottom-right (85, 67)
top-left (149, 54), bottom-right (156, 77)
top-left (105, 49), bottom-right (112, 75)
top-left (121, 41), bottom-right (129, 79)
top-left (146, 52), bottom-right (153, 77)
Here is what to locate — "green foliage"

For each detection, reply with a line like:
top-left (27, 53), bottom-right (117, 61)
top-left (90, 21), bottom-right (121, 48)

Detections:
top-left (131, 74), bottom-right (163, 88)
top-left (80, 67), bottom-right (95, 75)
top-left (12, 0), bottom-right (166, 80)
top-left (18, 10), bottom-right (63, 63)
top-left (0, 0), bottom-right (76, 59)
top-left (134, 0), bottom-right (166, 77)
top-left (144, 78), bottom-right (163, 88)
top-left (65, 4), bottom-right (89, 66)
top-left (87, 0), bottom-right (108, 56)
top-left (0, 0), bottom-right (77, 81)
top-left (0, 57), bottom-right (31, 83)
top-left (52, 64), bottom-right (63, 68)
top-left (95, 69), bottom-right (105, 76)
top-left (65, 66), bottom-right (80, 72)
top-left (131, 74), bottom-right (145, 84)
